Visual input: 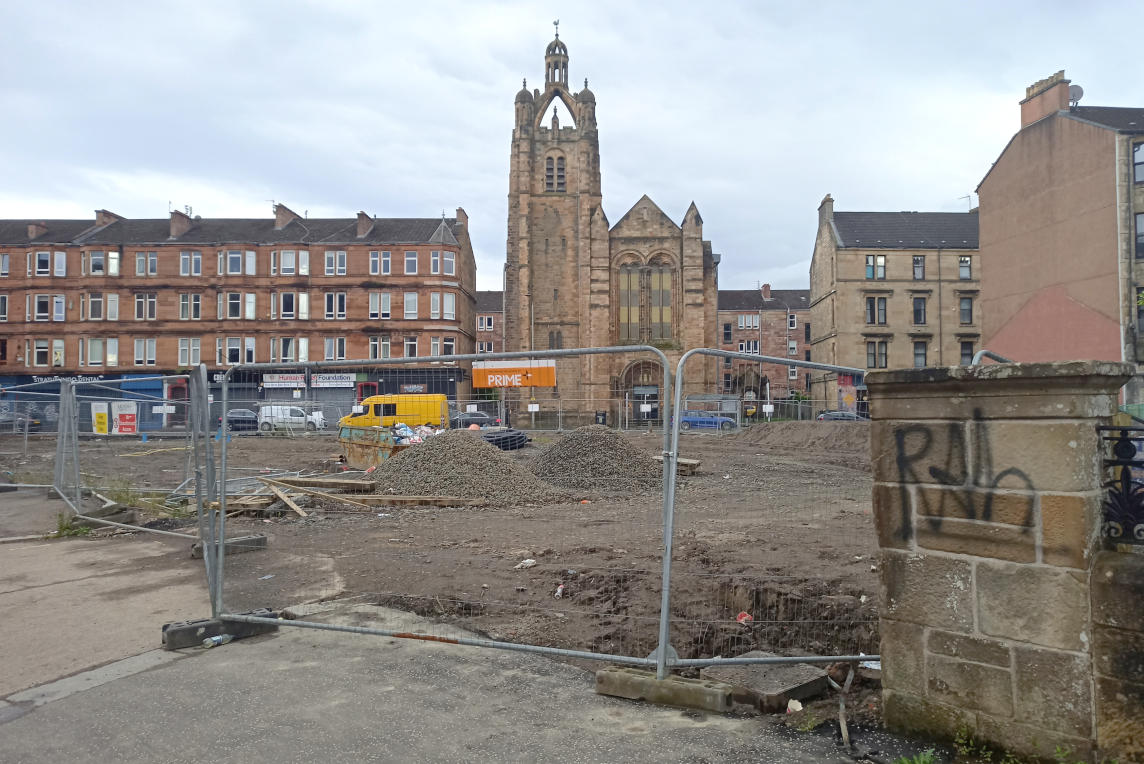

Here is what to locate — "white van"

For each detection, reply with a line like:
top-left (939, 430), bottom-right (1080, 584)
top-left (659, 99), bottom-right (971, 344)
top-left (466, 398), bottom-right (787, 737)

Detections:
top-left (257, 404), bottom-right (326, 432)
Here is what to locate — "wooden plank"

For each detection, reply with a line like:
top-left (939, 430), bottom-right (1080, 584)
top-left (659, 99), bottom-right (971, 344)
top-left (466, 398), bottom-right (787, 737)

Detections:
top-left (273, 476), bottom-right (374, 493)
top-left (259, 478), bottom-right (372, 509)
top-left (653, 455), bottom-right (699, 475)
top-left (264, 483), bottom-right (308, 517)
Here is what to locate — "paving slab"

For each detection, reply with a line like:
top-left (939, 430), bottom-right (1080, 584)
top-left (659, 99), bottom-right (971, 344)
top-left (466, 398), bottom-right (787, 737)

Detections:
top-left (701, 651), bottom-right (830, 712)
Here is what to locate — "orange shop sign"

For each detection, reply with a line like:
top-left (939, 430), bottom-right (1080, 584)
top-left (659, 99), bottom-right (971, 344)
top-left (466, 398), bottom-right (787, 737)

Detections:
top-left (472, 360), bottom-right (556, 388)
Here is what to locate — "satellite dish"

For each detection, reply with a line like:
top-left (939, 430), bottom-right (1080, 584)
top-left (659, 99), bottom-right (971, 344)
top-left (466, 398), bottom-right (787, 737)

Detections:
top-left (1068, 84), bottom-right (1084, 105)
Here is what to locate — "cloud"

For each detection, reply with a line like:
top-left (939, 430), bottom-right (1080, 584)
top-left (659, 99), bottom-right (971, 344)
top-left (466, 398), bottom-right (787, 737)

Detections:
top-left (0, 0), bottom-right (1138, 291)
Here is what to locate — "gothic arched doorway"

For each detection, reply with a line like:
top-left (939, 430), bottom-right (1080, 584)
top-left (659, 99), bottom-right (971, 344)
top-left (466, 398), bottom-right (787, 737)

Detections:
top-left (619, 360), bottom-right (664, 422)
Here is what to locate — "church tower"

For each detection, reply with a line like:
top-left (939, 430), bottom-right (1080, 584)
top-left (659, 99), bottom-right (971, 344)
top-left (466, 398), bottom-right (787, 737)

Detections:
top-left (504, 27), bottom-right (603, 373)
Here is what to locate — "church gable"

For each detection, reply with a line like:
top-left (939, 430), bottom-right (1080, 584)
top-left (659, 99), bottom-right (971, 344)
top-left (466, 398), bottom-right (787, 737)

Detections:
top-left (609, 195), bottom-right (681, 239)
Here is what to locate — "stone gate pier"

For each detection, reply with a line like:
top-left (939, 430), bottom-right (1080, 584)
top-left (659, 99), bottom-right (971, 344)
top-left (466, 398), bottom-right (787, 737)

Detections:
top-left (867, 361), bottom-right (1144, 762)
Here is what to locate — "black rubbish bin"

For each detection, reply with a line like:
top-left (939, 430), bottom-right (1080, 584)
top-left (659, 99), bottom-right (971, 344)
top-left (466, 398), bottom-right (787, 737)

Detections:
top-left (595, 411), bottom-right (607, 426)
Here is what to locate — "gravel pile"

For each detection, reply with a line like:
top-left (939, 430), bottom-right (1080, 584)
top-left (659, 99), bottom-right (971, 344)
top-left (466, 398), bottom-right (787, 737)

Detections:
top-left (372, 429), bottom-right (570, 505)
top-left (530, 425), bottom-right (662, 492)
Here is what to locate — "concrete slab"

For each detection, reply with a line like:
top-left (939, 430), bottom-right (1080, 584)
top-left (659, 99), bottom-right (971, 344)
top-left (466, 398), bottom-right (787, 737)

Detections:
top-left (595, 667), bottom-right (734, 713)
top-left (700, 651), bottom-right (830, 712)
top-left (0, 488), bottom-right (63, 538)
top-left (0, 603), bottom-right (864, 763)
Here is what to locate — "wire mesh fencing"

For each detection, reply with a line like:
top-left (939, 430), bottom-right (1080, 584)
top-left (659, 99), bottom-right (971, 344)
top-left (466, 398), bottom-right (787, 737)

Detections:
top-left (214, 347), bottom-right (677, 666)
top-left (661, 349), bottom-right (880, 669)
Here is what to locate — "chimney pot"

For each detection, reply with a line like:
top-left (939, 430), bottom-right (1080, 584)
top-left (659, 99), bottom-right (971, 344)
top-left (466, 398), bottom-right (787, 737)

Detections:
top-left (762, 283), bottom-right (772, 299)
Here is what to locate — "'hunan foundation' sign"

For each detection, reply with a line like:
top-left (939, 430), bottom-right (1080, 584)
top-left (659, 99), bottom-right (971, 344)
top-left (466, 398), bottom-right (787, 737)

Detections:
top-left (472, 360), bottom-right (556, 388)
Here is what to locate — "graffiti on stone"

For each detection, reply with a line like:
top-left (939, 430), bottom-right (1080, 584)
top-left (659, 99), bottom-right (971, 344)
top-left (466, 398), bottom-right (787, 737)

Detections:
top-left (893, 408), bottom-right (1035, 539)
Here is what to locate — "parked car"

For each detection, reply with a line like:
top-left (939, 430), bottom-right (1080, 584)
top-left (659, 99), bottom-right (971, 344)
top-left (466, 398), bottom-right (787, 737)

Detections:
top-left (0, 411), bottom-right (42, 433)
top-left (679, 410), bottom-right (736, 430)
top-left (450, 410), bottom-right (495, 429)
top-left (219, 408), bottom-right (259, 432)
top-left (258, 405), bottom-right (326, 432)
top-left (816, 410), bottom-right (868, 421)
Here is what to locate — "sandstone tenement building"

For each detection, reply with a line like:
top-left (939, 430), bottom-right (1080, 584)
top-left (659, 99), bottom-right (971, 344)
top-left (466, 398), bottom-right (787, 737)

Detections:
top-left (716, 285), bottom-right (811, 398)
top-left (977, 70), bottom-right (1144, 403)
top-left (0, 204), bottom-right (476, 405)
top-left (809, 196), bottom-right (981, 410)
top-left (503, 31), bottom-right (719, 406)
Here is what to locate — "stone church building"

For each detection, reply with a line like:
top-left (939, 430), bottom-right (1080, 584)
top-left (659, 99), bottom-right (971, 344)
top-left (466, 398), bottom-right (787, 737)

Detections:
top-left (503, 32), bottom-right (719, 410)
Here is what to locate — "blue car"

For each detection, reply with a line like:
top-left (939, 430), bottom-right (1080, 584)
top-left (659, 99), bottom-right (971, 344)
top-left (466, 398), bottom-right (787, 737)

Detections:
top-left (679, 410), bottom-right (736, 431)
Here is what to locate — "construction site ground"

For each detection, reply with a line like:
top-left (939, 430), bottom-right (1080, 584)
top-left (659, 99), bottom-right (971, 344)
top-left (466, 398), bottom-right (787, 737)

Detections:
top-left (1, 422), bottom-right (878, 682)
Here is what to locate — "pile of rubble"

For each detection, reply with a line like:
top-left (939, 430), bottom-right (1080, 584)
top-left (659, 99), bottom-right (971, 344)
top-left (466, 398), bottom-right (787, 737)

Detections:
top-left (372, 429), bottom-right (570, 505)
top-left (530, 425), bottom-right (662, 493)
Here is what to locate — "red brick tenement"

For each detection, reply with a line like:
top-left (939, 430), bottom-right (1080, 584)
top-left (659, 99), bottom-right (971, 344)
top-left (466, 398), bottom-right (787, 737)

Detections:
top-left (0, 204), bottom-right (477, 395)
top-left (716, 285), bottom-right (811, 398)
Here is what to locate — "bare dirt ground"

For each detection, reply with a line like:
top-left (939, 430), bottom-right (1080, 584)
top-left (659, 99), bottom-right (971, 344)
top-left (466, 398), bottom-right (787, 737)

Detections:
top-left (1, 423), bottom-right (878, 673)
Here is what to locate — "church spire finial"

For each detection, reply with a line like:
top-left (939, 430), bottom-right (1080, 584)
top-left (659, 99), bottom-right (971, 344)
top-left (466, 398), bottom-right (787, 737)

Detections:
top-left (553, 19), bottom-right (559, 38)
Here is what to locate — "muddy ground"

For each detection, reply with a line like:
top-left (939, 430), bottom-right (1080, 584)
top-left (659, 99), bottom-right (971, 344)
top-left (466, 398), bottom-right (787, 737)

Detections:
top-left (1, 422), bottom-right (878, 668)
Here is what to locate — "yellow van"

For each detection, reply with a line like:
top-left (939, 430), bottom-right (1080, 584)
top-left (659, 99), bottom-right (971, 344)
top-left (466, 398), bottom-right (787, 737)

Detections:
top-left (339, 394), bottom-right (449, 428)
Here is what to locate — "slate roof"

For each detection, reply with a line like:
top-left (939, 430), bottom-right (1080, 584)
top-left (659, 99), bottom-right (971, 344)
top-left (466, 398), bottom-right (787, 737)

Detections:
top-left (476, 291), bottom-right (503, 312)
top-left (0, 219), bottom-right (96, 245)
top-left (1067, 106), bottom-right (1144, 133)
top-left (717, 289), bottom-right (809, 312)
top-left (832, 211), bottom-right (978, 250)
top-left (0, 216), bottom-right (461, 247)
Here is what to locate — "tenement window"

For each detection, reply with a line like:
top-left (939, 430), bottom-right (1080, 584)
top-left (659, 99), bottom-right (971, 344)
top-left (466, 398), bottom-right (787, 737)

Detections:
top-left (913, 341), bottom-right (928, 368)
top-left (959, 256), bottom-right (972, 280)
top-left (912, 255), bottom-right (925, 280)
top-left (960, 296), bottom-right (974, 325)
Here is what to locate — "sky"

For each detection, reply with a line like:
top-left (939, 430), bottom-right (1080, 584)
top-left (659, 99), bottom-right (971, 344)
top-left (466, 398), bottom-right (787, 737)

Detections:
top-left (0, 0), bottom-right (1138, 291)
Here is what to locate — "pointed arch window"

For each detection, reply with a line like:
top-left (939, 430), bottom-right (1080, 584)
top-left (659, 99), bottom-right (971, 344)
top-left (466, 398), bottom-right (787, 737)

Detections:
top-left (649, 266), bottom-right (672, 340)
top-left (618, 265), bottom-right (640, 341)
top-left (545, 155), bottom-right (566, 192)
top-left (617, 262), bottom-right (674, 343)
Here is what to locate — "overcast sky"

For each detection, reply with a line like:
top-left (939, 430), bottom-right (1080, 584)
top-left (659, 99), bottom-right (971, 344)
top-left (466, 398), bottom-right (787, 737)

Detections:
top-left (1, 0), bottom-right (1137, 291)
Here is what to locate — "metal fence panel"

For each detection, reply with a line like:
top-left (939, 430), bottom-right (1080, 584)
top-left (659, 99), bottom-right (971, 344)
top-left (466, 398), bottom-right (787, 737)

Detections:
top-left (660, 350), bottom-right (880, 675)
top-left (215, 346), bottom-right (677, 667)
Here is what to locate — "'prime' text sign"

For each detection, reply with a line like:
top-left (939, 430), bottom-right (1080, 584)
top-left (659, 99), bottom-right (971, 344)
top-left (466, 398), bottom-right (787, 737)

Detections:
top-left (473, 360), bottom-right (556, 388)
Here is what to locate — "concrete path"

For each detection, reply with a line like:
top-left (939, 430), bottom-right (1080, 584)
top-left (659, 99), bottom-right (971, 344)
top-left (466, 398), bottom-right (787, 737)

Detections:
top-left (0, 535), bottom-right (205, 696)
top-left (0, 604), bottom-right (882, 763)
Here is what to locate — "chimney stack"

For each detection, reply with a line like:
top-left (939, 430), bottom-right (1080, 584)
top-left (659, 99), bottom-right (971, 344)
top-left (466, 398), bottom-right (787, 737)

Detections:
top-left (27, 222), bottom-right (48, 240)
top-left (1020, 70), bottom-right (1070, 128)
top-left (761, 283), bottom-right (772, 300)
top-left (169, 210), bottom-right (193, 238)
top-left (274, 203), bottom-right (301, 230)
top-left (818, 193), bottom-right (834, 226)
top-left (95, 209), bottom-right (124, 227)
top-left (356, 211), bottom-right (373, 238)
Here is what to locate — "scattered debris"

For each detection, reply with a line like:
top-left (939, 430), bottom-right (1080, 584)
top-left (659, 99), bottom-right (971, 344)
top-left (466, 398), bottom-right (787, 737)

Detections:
top-left (554, 583), bottom-right (565, 598)
top-left (787, 699), bottom-right (803, 713)
top-left (514, 559), bottom-right (537, 569)
top-left (259, 574), bottom-right (275, 580)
